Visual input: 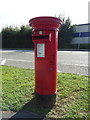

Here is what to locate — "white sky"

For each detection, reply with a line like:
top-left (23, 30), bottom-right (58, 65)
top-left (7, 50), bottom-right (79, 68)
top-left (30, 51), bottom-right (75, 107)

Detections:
top-left (0, 0), bottom-right (89, 31)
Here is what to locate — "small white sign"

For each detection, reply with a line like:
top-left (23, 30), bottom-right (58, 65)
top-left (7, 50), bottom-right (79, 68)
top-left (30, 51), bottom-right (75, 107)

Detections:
top-left (37, 43), bottom-right (45, 57)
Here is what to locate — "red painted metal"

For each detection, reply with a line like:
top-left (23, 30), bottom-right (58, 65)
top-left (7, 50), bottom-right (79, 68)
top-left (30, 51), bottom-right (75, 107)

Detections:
top-left (29, 16), bottom-right (62, 95)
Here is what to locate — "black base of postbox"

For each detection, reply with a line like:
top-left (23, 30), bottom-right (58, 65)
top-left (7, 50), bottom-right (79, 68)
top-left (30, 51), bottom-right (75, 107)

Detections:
top-left (35, 93), bottom-right (56, 107)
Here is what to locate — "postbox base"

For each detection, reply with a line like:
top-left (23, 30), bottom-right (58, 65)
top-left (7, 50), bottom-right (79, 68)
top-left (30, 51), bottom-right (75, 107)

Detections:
top-left (35, 93), bottom-right (56, 107)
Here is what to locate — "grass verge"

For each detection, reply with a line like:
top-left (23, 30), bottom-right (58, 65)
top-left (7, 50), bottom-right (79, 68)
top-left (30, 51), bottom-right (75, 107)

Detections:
top-left (1, 65), bottom-right (90, 119)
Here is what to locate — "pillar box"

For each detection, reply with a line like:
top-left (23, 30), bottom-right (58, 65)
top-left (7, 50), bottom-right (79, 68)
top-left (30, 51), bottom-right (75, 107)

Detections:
top-left (29, 16), bottom-right (62, 102)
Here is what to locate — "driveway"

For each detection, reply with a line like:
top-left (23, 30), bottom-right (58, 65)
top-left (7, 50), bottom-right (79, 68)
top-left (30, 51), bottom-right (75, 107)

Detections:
top-left (0, 50), bottom-right (89, 75)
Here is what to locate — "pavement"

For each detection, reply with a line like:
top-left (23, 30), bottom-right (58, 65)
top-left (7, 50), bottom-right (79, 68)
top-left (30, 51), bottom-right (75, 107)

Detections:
top-left (2, 110), bottom-right (43, 120)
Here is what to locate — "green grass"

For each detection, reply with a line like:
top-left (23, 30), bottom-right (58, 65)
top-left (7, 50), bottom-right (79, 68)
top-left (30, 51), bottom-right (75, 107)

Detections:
top-left (1, 66), bottom-right (90, 119)
top-left (1, 66), bottom-right (35, 111)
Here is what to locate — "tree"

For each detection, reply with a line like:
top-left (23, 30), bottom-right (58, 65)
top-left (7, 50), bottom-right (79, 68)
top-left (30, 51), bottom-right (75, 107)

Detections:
top-left (58, 17), bottom-right (75, 49)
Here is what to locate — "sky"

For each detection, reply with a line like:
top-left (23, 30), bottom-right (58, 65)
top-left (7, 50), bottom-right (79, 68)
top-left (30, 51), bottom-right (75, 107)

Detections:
top-left (0, 0), bottom-right (89, 31)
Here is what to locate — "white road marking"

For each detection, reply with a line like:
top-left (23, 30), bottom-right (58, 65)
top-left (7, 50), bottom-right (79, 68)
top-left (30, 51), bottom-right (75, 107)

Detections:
top-left (1, 59), bottom-right (6, 65)
top-left (2, 50), bottom-right (34, 53)
top-left (59, 63), bottom-right (88, 67)
top-left (6, 59), bottom-right (34, 62)
top-left (1, 50), bottom-right (16, 53)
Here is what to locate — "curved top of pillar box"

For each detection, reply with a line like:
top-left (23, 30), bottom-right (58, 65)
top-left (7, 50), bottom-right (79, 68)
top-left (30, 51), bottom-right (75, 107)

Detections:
top-left (29, 16), bottom-right (62, 30)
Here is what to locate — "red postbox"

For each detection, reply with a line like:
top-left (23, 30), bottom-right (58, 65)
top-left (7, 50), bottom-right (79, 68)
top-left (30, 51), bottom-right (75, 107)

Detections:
top-left (29, 16), bottom-right (62, 99)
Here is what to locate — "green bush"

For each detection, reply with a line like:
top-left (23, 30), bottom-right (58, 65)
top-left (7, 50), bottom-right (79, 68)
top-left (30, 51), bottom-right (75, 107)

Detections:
top-left (2, 25), bottom-right (34, 49)
top-left (2, 17), bottom-right (75, 49)
top-left (80, 44), bottom-right (90, 49)
top-left (59, 43), bottom-right (90, 50)
top-left (60, 43), bottom-right (78, 49)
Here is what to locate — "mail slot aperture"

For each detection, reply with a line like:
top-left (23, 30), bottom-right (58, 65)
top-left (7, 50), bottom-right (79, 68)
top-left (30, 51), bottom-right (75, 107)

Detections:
top-left (33, 35), bottom-right (49, 39)
top-left (32, 34), bottom-right (51, 42)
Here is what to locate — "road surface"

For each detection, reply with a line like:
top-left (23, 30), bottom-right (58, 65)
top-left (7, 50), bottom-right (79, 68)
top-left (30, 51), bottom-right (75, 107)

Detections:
top-left (0, 50), bottom-right (89, 75)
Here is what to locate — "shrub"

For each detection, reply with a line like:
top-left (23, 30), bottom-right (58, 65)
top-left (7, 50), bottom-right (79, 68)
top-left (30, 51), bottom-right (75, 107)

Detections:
top-left (2, 25), bottom-right (34, 49)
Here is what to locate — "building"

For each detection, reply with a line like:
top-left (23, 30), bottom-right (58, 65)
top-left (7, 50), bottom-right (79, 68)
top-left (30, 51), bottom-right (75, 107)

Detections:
top-left (71, 23), bottom-right (90, 49)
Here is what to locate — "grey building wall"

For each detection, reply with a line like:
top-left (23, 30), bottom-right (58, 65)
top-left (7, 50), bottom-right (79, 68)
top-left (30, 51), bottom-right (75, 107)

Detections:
top-left (71, 23), bottom-right (90, 44)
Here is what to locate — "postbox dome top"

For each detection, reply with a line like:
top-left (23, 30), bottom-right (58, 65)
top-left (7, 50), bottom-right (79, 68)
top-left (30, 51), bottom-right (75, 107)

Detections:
top-left (29, 16), bottom-right (62, 30)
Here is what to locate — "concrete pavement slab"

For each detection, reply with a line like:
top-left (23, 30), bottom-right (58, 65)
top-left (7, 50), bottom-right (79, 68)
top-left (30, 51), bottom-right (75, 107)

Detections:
top-left (2, 110), bottom-right (43, 120)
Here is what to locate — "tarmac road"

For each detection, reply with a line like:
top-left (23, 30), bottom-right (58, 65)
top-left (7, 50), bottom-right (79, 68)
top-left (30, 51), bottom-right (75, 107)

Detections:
top-left (0, 50), bottom-right (89, 75)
